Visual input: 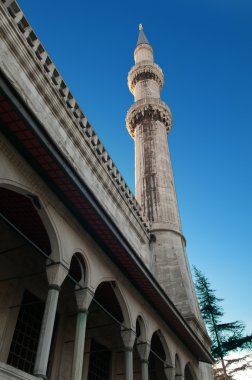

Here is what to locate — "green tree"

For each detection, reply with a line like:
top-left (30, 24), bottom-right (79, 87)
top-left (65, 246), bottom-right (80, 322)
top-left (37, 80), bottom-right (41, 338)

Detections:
top-left (193, 267), bottom-right (252, 379)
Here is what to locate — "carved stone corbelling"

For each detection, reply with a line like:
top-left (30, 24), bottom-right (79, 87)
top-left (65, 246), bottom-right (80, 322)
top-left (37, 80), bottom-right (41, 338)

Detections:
top-left (126, 98), bottom-right (172, 138)
top-left (128, 63), bottom-right (164, 94)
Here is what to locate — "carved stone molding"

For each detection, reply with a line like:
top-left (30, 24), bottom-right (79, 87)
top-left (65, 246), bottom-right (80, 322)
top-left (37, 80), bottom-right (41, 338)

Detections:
top-left (128, 63), bottom-right (164, 94)
top-left (126, 98), bottom-right (172, 137)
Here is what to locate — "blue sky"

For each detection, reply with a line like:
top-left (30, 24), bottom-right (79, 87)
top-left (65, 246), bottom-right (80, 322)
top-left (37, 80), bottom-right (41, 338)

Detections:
top-left (17, 0), bottom-right (252, 334)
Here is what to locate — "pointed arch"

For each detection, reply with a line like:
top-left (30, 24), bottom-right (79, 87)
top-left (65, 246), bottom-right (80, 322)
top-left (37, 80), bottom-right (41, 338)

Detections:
top-left (69, 252), bottom-right (86, 287)
top-left (0, 183), bottom-right (62, 376)
top-left (71, 249), bottom-right (90, 288)
top-left (184, 362), bottom-right (197, 380)
top-left (149, 330), bottom-right (172, 380)
top-left (94, 280), bottom-right (132, 329)
top-left (0, 182), bottom-right (60, 260)
top-left (153, 330), bottom-right (172, 365)
top-left (136, 315), bottom-right (147, 342)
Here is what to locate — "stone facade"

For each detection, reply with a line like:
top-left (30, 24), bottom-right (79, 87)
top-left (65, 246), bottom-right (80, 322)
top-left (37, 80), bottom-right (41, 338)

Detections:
top-left (0, 3), bottom-right (213, 380)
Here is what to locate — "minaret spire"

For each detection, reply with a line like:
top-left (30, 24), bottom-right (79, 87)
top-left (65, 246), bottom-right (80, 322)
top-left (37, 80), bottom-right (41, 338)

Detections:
top-left (126, 26), bottom-right (205, 330)
top-left (137, 24), bottom-right (150, 46)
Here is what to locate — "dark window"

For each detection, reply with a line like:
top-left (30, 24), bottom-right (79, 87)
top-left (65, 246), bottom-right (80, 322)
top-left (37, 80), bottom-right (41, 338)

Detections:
top-left (7, 290), bottom-right (45, 374)
top-left (88, 340), bottom-right (111, 380)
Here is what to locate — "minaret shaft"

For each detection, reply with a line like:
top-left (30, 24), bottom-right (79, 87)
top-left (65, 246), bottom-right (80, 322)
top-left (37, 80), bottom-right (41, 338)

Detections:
top-left (135, 120), bottom-right (181, 232)
top-left (126, 27), bottom-right (205, 328)
top-left (135, 117), bottom-right (198, 318)
top-left (126, 28), bottom-right (213, 375)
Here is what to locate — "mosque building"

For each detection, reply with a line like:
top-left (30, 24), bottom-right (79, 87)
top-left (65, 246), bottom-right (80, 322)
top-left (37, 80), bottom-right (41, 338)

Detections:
top-left (0, 1), bottom-right (214, 379)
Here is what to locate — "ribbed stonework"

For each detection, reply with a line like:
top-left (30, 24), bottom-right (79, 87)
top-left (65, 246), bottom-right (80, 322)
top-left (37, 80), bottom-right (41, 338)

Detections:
top-left (126, 26), bottom-right (203, 325)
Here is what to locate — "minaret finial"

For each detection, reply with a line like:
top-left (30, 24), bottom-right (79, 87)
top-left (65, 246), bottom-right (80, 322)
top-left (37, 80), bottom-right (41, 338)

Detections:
top-left (136, 24), bottom-right (150, 46)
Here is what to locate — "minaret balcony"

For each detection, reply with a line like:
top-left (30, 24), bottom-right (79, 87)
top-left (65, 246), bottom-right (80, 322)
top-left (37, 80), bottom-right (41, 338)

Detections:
top-left (128, 63), bottom-right (164, 94)
top-left (126, 98), bottom-right (172, 138)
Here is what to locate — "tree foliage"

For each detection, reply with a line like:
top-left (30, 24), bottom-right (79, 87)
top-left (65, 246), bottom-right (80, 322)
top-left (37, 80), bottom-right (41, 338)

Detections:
top-left (193, 266), bottom-right (252, 360)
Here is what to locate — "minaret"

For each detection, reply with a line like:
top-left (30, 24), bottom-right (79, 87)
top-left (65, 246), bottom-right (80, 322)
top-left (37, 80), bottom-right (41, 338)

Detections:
top-left (126, 25), bottom-right (203, 328)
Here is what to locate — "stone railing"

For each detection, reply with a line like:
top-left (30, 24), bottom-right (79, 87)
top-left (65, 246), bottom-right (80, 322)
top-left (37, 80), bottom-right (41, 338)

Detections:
top-left (1, 0), bottom-right (150, 235)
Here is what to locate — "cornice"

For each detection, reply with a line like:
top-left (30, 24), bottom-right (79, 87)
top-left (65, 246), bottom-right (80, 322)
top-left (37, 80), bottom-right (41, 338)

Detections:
top-left (0, 0), bottom-right (150, 238)
top-left (126, 98), bottom-right (172, 138)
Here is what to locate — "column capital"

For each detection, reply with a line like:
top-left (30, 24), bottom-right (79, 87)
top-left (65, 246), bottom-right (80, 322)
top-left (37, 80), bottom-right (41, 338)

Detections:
top-left (74, 287), bottom-right (94, 312)
top-left (46, 262), bottom-right (68, 287)
top-left (136, 341), bottom-right (150, 362)
top-left (121, 328), bottom-right (136, 350)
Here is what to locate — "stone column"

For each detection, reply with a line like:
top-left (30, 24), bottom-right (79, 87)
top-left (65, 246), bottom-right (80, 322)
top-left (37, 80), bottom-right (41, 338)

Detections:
top-left (137, 342), bottom-right (150, 380)
top-left (71, 288), bottom-right (93, 380)
top-left (121, 328), bottom-right (135, 380)
top-left (34, 263), bottom-right (68, 379)
top-left (125, 348), bottom-right (133, 380)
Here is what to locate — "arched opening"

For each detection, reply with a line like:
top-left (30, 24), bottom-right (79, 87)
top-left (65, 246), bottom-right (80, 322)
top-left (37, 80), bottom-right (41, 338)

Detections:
top-left (0, 187), bottom-right (57, 376)
top-left (69, 253), bottom-right (86, 285)
top-left (132, 316), bottom-right (147, 379)
top-left (184, 363), bottom-right (197, 380)
top-left (86, 281), bottom-right (131, 380)
top-left (149, 330), bottom-right (172, 380)
top-left (59, 252), bottom-right (87, 310)
top-left (136, 315), bottom-right (146, 341)
top-left (56, 279), bottom-right (131, 380)
top-left (93, 282), bottom-right (124, 323)
top-left (0, 187), bottom-right (51, 254)
top-left (55, 252), bottom-right (87, 379)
